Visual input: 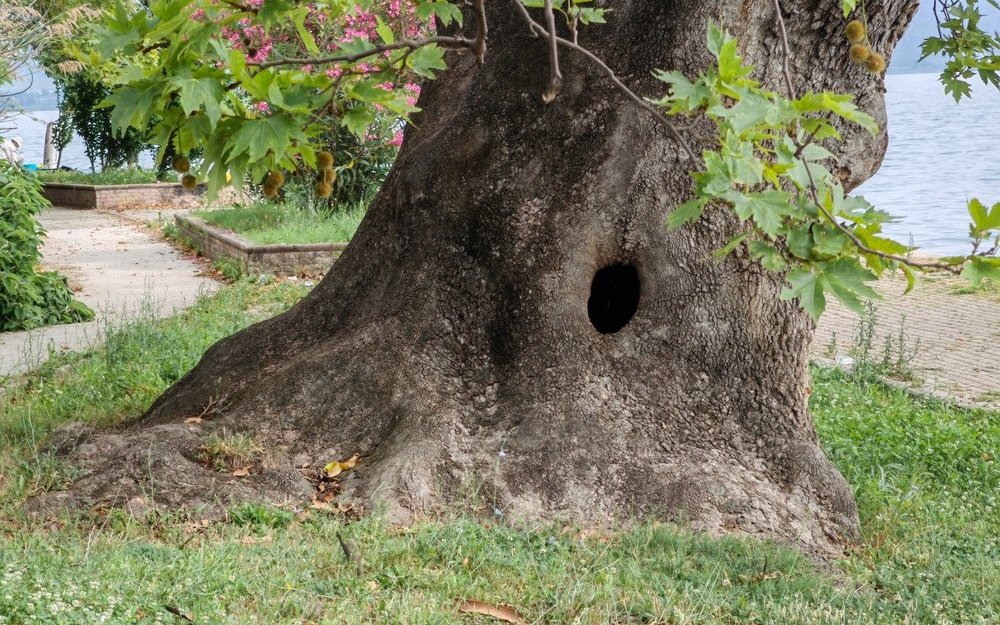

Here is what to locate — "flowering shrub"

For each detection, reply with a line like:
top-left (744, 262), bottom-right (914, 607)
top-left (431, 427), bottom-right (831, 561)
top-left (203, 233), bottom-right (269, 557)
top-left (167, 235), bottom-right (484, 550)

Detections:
top-left (94, 0), bottom-right (449, 199)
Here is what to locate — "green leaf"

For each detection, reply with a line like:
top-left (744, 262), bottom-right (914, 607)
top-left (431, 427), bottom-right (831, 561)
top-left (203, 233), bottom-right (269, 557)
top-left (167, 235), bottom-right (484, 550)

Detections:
top-left (342, 106), bottom-right (377, 138)
top-left (667, 198), bottom-right (707, 229)
top-left (724, 190), bottom-right (795, 237)
top-left (375, 15), bottom-right (395, 44)
top-left (409, 45), bottom-right (448, 78)
top-left (293, 8), bottom-right (321, 55)
top-left (171, 75), bottom-right (225, 128)
top-left (104, 84), bottom-right (160, 133)
top-left (781, 268), bottom-right (826, 320)
top-left (842, 0), bottom-right (857, 17)
top-left (821, 258), bottom-right (880, 314)
top-left (712, 232), bottom-right (749, 258)
top-left (962, 256), bottom-right (1000, 286)
top-left (226, 115), bottom-right (304, 163)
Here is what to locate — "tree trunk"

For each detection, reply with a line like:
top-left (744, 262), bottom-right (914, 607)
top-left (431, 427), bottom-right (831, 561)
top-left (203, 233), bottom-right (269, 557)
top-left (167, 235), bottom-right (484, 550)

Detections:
top-left (33, 0), bottom-right (919, 557)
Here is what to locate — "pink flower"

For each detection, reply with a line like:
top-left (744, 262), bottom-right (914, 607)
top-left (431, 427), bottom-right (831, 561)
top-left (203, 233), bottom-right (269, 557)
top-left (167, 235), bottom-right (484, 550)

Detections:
top-left (255, 101), bottom-right (270, 113)
top-left (389, 131), bottom-right (404, 147)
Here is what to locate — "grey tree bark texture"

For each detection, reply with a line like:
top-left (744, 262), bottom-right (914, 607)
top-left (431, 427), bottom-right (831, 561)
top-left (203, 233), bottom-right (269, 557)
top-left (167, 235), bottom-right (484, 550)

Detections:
top-left (32, 0), bottom-right (920, 557)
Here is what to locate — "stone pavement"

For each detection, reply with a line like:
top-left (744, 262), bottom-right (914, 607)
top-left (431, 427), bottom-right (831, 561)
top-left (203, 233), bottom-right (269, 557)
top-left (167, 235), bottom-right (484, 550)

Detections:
top-left (812, 274), bottom-right (1000, 412)
top-left (0, 207), bottom-right (218, 377)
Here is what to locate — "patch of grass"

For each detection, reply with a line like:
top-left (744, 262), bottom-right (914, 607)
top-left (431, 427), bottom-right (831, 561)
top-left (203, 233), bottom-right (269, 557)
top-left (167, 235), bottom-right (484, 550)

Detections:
top-left (0, 281), bottom-right (998, 622)
top-left (195, 201), bottom-right (365, 245)
top-left (198, 430), bottom-right (263, 472)
top-left (812, 367), bottom-right (1000, 622)
top-left (951, 278), bottom-right (1000, 301)
top-left (36, 168), bottom-right (162, 186)
top-left (0, 279), bottom-right (309, 511)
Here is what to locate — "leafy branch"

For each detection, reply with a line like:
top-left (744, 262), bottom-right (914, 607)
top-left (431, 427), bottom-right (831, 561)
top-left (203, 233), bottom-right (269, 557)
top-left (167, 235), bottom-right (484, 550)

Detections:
top-left (654, 21), bottom-right (1000, 319)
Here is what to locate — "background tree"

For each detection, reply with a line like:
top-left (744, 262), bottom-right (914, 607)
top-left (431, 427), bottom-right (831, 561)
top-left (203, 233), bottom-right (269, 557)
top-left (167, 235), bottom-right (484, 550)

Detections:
top-left (29, 0), bottom-right (1000, 557)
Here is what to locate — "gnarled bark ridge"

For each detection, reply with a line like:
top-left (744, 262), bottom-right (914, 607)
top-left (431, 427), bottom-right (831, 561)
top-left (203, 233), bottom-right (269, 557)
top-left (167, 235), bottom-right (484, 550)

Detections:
top-left (31, 0), bottom-right (919, 557)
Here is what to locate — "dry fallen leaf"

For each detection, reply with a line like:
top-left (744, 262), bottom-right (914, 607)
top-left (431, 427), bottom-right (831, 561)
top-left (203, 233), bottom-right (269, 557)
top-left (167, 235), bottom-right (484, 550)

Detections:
top-left (232, 467), bottom-right (250, 477)
top-left (456, 600), bottom-right (527, 625)
top-left (183, 417), bottom-right (203, 425)
top-left (323, 454), bottom-right (360, 478)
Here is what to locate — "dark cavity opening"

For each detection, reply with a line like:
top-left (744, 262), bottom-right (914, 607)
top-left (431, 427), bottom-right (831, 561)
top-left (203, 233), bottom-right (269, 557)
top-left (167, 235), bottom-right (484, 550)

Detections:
top-left (588, 263), bottom-right (640, 334)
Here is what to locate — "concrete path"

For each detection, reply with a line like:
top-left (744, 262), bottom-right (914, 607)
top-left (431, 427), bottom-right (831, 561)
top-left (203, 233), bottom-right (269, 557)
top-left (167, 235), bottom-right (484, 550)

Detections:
top-left (813, 274), bottom-right (1000, 412)
top-left (0, 208), bottom-right (218, 377)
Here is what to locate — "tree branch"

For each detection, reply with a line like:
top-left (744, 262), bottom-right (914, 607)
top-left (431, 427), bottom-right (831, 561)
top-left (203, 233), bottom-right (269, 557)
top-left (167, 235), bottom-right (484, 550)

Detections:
top-left (472, 0), bottom-right (488, 64)
top-left (253, 35), bottom-right (475, 69)
top-left (772, 0), bottom-right (967, 275)
top-left (512, 0), bottom-right (697, 161)
top-left (541, 0), bottom-right (563, 103)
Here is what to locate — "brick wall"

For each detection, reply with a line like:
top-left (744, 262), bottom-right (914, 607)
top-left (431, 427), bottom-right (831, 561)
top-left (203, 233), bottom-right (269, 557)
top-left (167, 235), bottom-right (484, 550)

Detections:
top-left (42, 183), bottom-right (214, 210)
top-left (175, 215), bottom-right (347, 277)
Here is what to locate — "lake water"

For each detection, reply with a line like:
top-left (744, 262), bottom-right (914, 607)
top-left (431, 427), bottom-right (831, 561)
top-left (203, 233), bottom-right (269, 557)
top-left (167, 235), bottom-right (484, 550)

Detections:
top-left (5, 73), bottom-right (999, 255)
top-left (857, 73), bottom-right (1000, 255)
top-left (4, 110), bottom-right (154, 172)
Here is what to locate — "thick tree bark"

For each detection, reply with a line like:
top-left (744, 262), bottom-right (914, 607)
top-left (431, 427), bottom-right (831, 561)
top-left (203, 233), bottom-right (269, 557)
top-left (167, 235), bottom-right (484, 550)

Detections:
top-left (33, 0), bottom-right (919, 556)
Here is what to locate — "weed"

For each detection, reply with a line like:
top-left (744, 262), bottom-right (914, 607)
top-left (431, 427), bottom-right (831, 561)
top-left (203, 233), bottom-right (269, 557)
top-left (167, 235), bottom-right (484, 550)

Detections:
top-left (197, 430), bottom-right (262, 472)
top-left (211, 256), bottom-right (244, 282)
top-left (228, 502), bottom-right (295, 529)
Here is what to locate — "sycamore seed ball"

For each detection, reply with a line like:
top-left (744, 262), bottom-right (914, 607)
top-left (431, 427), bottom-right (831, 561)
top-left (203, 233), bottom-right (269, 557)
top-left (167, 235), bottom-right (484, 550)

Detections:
top-left (172, 155), bottom-right (190, 174)
top-left (265, 169), bottom-right (285, 188)
top-left (316, 151), bottom-right (334, 169)
top-left (849, 43), bottom-right (871, 63)
top-left (315, 181), bottom-right (333, 198)
top-left (322, 167), bottom-right (336, 184)
top-left (845, 19), bottom-right (866, 43)
top-left (866, 51), bottom-right (887, 74)
top-left (181, 174), bottom-right (198, 190)
top-left (263, 184), bottom-right (279, 199)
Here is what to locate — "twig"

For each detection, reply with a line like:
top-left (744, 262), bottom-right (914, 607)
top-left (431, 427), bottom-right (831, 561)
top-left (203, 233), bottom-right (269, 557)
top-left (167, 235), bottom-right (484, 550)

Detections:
top-left (512, 0), bottom-right (697, 160)
top-left (336, 531), bottom-right (362, 573)
top-left (471, 0), bottom-right (489, 64)
top-left (770, 0), bottom-right (797, 99)
top-left (254, 35), bottom-right (475, 69)
top-left (541, 0), bottom-right (563, 103)
top-left (164, 605), bottom-right (195, 623)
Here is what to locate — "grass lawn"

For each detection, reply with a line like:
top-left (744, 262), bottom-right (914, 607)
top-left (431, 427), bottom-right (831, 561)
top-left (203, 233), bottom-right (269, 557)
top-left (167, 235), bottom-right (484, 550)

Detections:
top-left (0, 281), bottom-right (997, 623)
top-left (195, 202), bottom-right (365, 245)
top-left (37, 168), bottom-right (162, 186)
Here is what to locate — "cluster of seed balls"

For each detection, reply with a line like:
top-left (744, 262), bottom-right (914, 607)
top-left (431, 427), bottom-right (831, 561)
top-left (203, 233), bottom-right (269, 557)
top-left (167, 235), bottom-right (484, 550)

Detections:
top-left (172, 156), bottom-right (198, 189)
top-left (171, 151), bottom-right (337, 199)
top-left (313, 151), bottom-right (336, 199)
top-left (846, 19), bottom-right (886, 74)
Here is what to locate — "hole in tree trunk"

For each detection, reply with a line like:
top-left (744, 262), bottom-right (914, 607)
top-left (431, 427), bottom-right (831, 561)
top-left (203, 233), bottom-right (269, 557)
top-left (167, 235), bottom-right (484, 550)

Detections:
top-left (587, 263), bottom-right (640, 334)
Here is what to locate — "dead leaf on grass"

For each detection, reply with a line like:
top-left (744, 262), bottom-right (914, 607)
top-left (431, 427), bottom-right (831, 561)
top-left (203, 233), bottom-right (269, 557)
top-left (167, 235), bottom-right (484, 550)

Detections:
top-left (232, 467), bottom-right (250, 477)
top-left (456, 600), bottom-right (527, 624)
top-left (183, 417), bottom-right (203, 425)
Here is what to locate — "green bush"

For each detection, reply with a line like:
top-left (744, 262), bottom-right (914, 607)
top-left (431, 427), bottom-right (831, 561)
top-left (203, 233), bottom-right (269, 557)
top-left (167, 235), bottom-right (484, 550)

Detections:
top-left (0, 163), bottom-right (94, 331)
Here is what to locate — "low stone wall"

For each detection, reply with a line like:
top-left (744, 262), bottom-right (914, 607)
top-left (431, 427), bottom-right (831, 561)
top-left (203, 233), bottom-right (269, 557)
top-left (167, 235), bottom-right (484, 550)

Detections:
top-left (175, 214), bottom-right (347, 277)
top-left (42, 182), bottom-right (210, 210)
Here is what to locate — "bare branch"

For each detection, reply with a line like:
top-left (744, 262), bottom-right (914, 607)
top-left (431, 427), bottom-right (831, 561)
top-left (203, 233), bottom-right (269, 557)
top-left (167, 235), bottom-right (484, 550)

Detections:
top-left (770, 0), bottom-right (797, 99)
top-left (512, 0), bottom-right (698, 161)
top-left (541, 0), bottom-right (563, 103)
top-left (472, 0), bottom-right (489, 64)
top-left (253, 35), bottom-right (475, 69)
